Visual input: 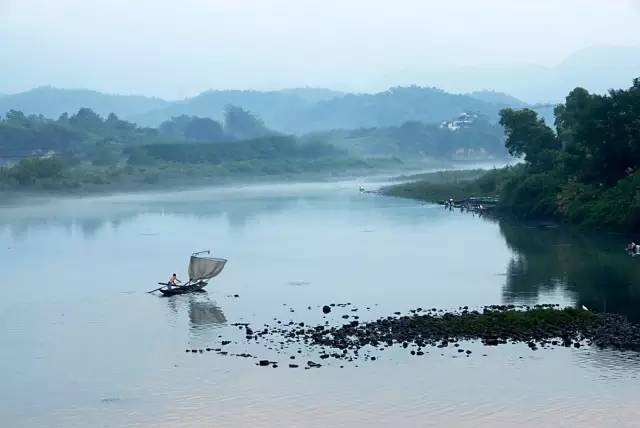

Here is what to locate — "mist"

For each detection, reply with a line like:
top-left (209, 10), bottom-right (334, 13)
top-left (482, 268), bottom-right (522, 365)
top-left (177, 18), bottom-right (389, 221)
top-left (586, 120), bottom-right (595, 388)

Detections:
top-left (2, 0), bottom-right (640, 100)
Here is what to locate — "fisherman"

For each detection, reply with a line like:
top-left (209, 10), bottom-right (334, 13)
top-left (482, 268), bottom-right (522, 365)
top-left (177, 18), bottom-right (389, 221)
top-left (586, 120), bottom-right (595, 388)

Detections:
top-left (168, 273), bottom-right (182, 288)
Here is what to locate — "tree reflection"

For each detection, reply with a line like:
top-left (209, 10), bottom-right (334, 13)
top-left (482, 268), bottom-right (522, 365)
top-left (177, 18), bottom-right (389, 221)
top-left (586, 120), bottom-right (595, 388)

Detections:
top-left (499, 221), bottom-right (640, 321)
top-left (0, 191), bottom-right (298, 239)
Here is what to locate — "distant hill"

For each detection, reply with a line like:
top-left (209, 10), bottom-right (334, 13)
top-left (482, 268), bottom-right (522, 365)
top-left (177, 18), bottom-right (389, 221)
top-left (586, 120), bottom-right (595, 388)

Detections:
top-left (307, 114), bottom-right (508, 161)
top-left (288, 86), bottom-right (509, 133)
top-left (467, 90), bottom-right (527, 108)
top-left (132, 86), bottom-right (515, 134)
top-left (374, 45), bottom-right (640, 103)
top-left (128, 88), bottom-right (341, 130)
top-left (0, 86), bottom-right (526, 135)
top-left (271, 87), bottom-right (345, 103)
top-left (0, 87), bottom-right (169, 119)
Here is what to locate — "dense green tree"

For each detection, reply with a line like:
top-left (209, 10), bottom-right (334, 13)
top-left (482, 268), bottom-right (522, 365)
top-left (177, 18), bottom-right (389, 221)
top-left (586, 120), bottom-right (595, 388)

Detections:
top-left (159, 115), bottom-right (227, 142)
top-left (184, 117), bottom-right (225, 142)
top-left (69, 107), bottom-right (104, 130)
top-left (554, 80), bottom-right (640, 185)
top-left (224, 105), bottom-right (271, 139)
top-left (499, 108), bottom-right (560, 171)
top-left (10, 156), bottom-right (66, 185)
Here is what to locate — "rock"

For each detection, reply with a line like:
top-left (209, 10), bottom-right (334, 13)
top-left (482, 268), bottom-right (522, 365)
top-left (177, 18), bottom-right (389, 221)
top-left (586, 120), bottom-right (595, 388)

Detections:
top-left (221, 341), bottom-right (231, 346)
top-left (233, 306), bottom-right (640, 369)
top-left (258, 360), bottom-right (270, 366)
top-left (289, 364), bottom-right (299, 368)
top-left (322, 305), bottom-right (332, 314)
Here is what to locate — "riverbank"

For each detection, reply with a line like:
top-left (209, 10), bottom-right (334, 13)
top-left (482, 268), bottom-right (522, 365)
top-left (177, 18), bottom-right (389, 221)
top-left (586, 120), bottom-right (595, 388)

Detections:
top-left (382, 164), bottom-right (640, 232)
top-left (0, 156), bottom-right (477, 200)
top-left (381, 168), bottom-right (502, 202)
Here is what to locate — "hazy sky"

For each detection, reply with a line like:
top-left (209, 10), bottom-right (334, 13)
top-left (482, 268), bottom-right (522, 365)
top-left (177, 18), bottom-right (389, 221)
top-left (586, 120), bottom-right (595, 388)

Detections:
top-left (1, 0), bottom-right (640, 98)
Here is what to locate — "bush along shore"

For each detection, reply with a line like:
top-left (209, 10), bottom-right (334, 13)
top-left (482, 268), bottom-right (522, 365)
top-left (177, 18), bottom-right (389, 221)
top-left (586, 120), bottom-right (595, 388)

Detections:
top-left (186, 305), bottom-right (640, 369)
top-left (385, 78), bottom-right (640, 231)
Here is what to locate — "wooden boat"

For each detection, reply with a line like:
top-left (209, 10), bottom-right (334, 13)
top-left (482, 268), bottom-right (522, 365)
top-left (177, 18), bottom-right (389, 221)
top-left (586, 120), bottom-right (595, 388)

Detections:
top-left (158, 281), bottom-right (208, 296)
top-left (148, 250), bottom-right (227, 296)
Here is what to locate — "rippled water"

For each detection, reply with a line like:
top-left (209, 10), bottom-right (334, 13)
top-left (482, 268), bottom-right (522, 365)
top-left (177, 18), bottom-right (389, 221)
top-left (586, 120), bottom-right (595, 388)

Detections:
top-left (2, 181), bottom-right (640, 427)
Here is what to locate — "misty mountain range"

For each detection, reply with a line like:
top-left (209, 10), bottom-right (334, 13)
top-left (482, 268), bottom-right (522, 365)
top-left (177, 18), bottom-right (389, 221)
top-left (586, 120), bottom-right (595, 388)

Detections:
top-left (1, 45), bottom-right (637, 134)
top-left (374, 45), bottom-right (640, 103)
top-left (0, 86), bottom-right (537, 135)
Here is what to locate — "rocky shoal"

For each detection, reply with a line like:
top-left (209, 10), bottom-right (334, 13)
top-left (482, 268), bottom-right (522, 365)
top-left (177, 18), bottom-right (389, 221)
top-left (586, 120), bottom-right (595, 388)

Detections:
top-left (188, 304), bottom-right (640, 369)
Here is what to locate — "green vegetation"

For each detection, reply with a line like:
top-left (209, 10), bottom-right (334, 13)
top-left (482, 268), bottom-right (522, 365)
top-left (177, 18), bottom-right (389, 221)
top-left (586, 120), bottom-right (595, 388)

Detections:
top-left (0, 107), bottom-right (377, 192)
top-left (0, 156), bottom-right (375, 192)
top-left (411, 306), bottom-right (595, 339)
top-left (305, 116), bottom-right (508, 160)
top-left (0, 90), bottom-right (512, 193)
top-left (385, 78), bottom-right (640, 231)
top-left (384, 168), bottom-right (507, 202)
top-left (389, 169), bottom-right (487, 183)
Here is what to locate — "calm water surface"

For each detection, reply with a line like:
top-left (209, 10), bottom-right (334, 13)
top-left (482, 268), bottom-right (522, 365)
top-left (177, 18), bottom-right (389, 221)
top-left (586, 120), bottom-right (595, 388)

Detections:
top-left (2, 181), bottom-right (640, 427)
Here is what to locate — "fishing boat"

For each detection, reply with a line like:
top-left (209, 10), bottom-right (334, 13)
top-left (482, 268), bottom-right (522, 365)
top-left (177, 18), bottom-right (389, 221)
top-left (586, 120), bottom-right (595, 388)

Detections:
top-left (148, 250), bottom-right (227, 296)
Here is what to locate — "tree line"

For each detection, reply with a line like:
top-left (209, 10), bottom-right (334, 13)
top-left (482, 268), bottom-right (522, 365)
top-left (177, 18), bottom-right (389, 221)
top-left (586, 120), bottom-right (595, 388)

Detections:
top-left (492, 78), bottom-right (640, 229)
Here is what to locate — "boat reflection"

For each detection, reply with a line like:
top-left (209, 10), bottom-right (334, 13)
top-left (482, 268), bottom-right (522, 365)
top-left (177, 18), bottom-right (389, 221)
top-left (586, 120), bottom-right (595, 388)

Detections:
top-left (189, 300), bottom-right (227, 328)
top-left (164, 294), bottom-right (227, 336)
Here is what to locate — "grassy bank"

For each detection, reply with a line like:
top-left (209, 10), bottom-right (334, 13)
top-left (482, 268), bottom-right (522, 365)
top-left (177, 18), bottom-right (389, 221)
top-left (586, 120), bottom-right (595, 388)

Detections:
top-left (0, 156), bottom-right (413, 195)
top-left (382, 168), bottom-right (506, 202)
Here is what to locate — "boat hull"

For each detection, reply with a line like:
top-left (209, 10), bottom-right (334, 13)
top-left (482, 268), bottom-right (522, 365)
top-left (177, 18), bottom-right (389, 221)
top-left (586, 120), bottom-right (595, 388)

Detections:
top-left (159, 281), bottom-right (208, 296)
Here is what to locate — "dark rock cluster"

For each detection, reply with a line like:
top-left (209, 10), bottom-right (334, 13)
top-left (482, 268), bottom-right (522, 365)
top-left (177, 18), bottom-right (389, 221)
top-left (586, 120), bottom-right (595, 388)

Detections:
top-left (188, 304), bottom-right (640, 368)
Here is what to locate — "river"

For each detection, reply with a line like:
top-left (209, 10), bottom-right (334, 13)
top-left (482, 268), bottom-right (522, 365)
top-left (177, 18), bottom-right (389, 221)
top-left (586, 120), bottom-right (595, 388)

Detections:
top-left (2, 180), bottom-right (640, 427)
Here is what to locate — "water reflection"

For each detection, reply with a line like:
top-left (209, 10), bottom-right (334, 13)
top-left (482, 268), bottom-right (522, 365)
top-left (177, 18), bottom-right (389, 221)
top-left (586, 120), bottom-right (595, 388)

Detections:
top-left (499, 221), bottom-right (640, 321)
top-left (189, 301), bottom-right (227, 328)
top-left (0, 192), bottom-right (302, 239)
top-left (164, 294), bottom-right (227, 336)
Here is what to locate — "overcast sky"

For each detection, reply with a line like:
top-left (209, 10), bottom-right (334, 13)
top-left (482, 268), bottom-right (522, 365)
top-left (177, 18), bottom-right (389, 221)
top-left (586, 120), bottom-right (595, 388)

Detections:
top-left (1, 0), bottom-right (640, 99)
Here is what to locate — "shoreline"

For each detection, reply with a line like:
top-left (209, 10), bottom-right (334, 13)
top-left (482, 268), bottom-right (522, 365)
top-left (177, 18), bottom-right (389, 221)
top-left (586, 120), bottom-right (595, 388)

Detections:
top-left (1, 162), bottom-right (502, 204)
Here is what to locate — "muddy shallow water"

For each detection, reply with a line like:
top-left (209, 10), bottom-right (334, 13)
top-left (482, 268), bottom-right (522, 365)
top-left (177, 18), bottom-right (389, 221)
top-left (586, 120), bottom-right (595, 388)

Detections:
top-left (2, 180), bottom-right (640, 427)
